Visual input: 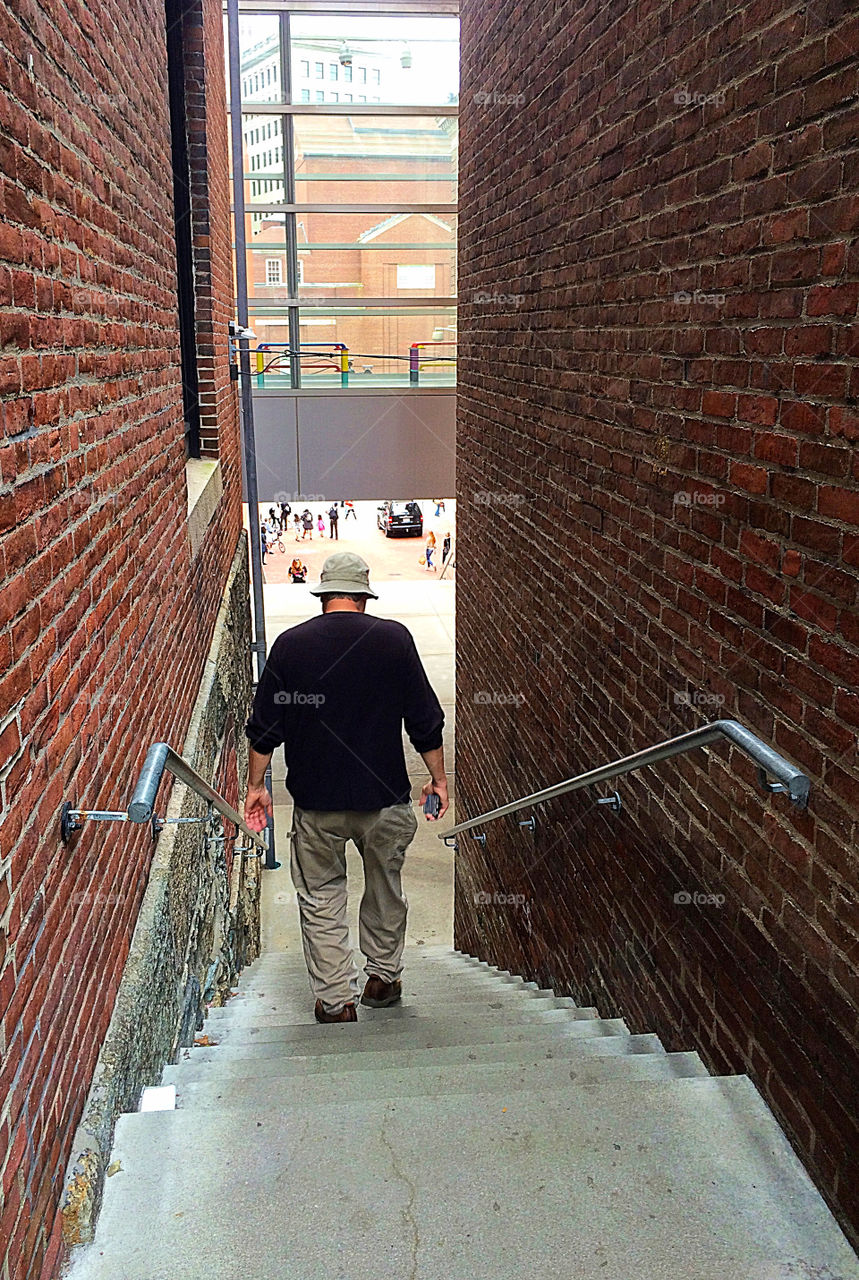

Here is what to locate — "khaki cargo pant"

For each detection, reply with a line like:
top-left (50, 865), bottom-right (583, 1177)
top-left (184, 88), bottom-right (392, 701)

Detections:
top-left (290, 803), bottom-right (419, 1013)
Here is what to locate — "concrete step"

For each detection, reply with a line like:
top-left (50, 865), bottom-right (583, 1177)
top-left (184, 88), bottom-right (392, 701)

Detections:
top-left (221, 986), bottom-right (578, 1010)
top-left (204, 992), bottom-right (581, 1029)
top-left (171, 1051), bottom-right (709, 1111)
top-left (69, 1076), bottom-right (859, 1280)
top-left (161, 1032), bottom-right (669, 1086)
top-left (239, 958), bottom-right (541, 988)
top-left (172, 1016), bottom-right (631, 1064)
top-left (233, 967), bottom-right (557, 995)
top-left (190, 1003), bottom-right (601, 1042)
top-left (243, 946), bottom-right (488, 972)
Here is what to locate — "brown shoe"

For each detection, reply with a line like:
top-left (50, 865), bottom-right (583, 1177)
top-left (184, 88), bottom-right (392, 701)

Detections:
top-left (314, 1000), bottom-right (357, 1024)
top-left (361, 975), bottom-right (402, 1008)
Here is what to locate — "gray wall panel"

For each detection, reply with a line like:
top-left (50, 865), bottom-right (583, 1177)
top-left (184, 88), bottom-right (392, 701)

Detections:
top-left (252, 396), bottom-right (300, 500)
top-left (251, 392), bottom-right (455, 501)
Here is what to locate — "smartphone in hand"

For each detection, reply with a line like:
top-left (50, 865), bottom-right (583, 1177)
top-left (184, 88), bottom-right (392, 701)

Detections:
top-left (423, 792), bottom-right (441, 819)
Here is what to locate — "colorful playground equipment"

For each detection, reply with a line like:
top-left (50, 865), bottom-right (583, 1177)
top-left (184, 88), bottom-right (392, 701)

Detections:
top-left (255, 342), bottom-right (350, 388)
top-left (409, 341), bottom-right (457, 385)
top-left (253, 339), bottom-right (457, 388)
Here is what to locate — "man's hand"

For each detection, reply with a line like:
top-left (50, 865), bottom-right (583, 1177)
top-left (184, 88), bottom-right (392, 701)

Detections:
top-left (244, 784), bottom-right (274, 833)
top-left (419, 775), bottom-right (449, 821)
top-left (245, 748), bottom-right (274, 832)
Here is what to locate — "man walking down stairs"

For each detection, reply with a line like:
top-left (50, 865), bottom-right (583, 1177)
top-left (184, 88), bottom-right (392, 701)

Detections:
top-left (243, 553), bottom-right (449, 1024)
top-left (69, 941), bottom-right (859, 1280)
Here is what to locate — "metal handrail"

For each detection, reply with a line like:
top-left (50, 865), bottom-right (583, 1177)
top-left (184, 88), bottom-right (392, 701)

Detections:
top-left (440, 719), bottom-right (810, 839)
top-left (61, 742), bottom-right (268, 854)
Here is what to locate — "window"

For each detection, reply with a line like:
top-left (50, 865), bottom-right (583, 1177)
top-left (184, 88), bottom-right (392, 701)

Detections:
top-left (237, 16), bottom-right (458, 390)
top-left (397, 265), bottom-right (437, 290)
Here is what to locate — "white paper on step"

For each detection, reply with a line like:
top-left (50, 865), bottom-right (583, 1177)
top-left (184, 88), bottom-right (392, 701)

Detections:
top-left (139, 1085), bottom-right (177, 1113)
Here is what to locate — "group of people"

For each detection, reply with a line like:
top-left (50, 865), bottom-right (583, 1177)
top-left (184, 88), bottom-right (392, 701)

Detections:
top-left (420, 529), bottom-right (452, 572)
top-left (261, 500), bottom-right (452, 580)
top-left (261, 501), bottom-right (361, 563)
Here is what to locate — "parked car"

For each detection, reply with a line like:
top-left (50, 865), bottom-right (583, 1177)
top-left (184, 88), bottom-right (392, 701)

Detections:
top-left (377, 500), bottom-right (423, 537)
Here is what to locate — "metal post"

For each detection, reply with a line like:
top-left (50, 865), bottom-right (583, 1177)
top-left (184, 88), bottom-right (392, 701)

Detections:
top-left (339, 343), bottom-right (349, 388)
top-left (227, 0), bottom-right (277, 870)
top-left (281, 11), bottom-right (302, 390)
top-left (409, 343), bottom-right (420, 385)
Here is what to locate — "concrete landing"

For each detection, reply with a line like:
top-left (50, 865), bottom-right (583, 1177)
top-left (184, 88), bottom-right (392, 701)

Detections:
top-left (69, 1076), bottom-right (859, 1280)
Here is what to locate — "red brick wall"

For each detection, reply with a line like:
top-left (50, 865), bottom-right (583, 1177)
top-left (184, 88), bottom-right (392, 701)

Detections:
top-left (0, 0), bottom-right (242, 1275)
top-left (457, 0), bottom-right (859, 1246)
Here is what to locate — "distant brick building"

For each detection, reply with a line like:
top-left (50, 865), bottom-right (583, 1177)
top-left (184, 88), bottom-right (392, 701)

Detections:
top-left (247, 115), bottom-right (457, 375)
top-left (457, 0), bottom-right (859, 1250)
top-left (0, 0), bottom-right (256, 1275)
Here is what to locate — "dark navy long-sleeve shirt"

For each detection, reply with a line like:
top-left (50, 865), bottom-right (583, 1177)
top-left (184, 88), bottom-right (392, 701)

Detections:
top-left (245, 611), bottom-right (444, 811)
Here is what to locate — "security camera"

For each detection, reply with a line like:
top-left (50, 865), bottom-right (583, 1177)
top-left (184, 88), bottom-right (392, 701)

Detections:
top-left (229, 321), bottom-right (256, 340)
top-left (339, 42), bottom-right (353, 67)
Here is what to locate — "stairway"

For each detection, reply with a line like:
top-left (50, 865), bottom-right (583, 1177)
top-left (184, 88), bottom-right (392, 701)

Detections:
top-left (68, 945), bottom-right (859, 1280)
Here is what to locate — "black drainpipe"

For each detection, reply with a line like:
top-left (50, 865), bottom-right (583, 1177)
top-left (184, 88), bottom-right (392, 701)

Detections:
top-left (165, 0), bottom-right (201, 458)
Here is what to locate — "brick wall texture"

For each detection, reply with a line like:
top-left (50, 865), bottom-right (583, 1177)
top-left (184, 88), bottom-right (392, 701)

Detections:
top-left (457, 0), bottom-right (859, 1248)
top-left (0, 0), bottom-right (242, 1275)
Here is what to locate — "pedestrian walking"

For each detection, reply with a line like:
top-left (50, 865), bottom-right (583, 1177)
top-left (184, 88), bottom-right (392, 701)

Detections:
top-left (343, 500), bottom-right (357, 521)
top-left (302, 508), bottom-right (314, 540)
top-left (244, 553), bottom-right (447, 1023)
top-left (317, 512), bottom-right (326, 538)
top-left (442, 532), bottom-right (451, 564)
top-left (433, 498), bottom-right (446, 517)
top-left (292, 513), bottom-right (302, 541)
top-left (424, 530), bottom-right (437, 572)
top-left (280, 500), bottom-right (292, 528)
top-left (260, 522), bottom-right (268, 565)
top-left (328, 505), bottom-right (339, 540)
